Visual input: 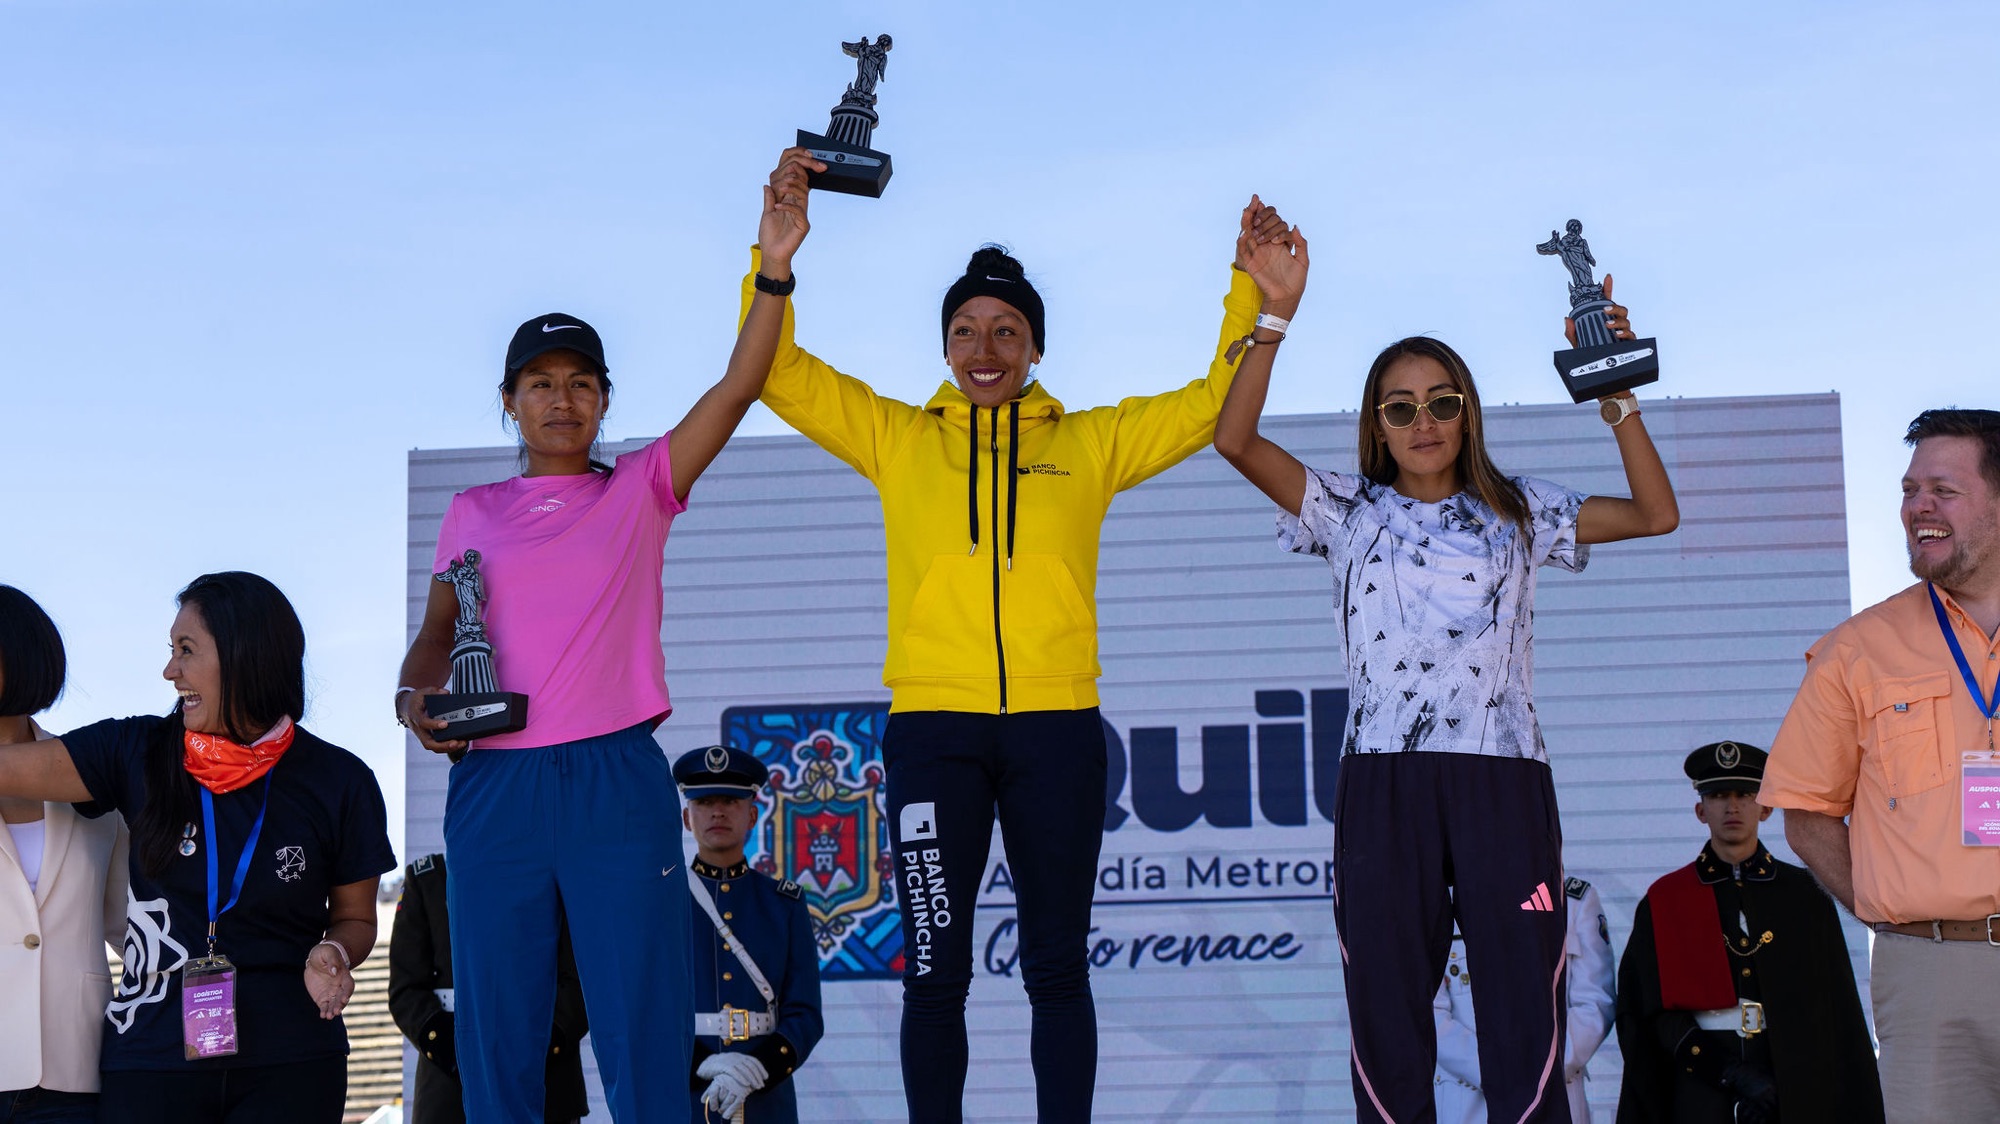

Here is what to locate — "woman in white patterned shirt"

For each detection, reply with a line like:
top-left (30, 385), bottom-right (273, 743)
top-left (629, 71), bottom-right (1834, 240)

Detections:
top-left (1214, 219), bottom-right (1678, 1124)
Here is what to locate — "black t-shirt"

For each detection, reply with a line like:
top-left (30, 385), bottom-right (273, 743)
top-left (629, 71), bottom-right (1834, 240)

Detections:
top-left (63, 716), bottom-right (397, 1071)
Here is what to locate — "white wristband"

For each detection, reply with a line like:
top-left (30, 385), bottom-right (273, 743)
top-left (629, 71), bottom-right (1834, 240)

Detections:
top-left (1255, 312), bottom-right (1291, 335)
top-left (312, 938), bottom-right (351, 971)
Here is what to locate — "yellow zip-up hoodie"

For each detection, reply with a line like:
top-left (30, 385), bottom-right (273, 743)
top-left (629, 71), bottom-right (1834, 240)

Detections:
top-left (742, 252), bottom-right (1261, 714)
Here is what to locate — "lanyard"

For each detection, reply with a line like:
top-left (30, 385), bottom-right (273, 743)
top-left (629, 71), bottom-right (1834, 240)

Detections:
top-left (1928, 584), bottom-right (2000, 750)
top-left (200, 775), bottom-right (273, 959)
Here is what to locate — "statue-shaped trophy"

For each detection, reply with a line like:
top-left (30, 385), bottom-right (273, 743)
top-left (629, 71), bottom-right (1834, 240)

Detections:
top-left (797, 35), bottom-right (894, 198)
top-left (1536, 220), bottom-right (1660, 402)
top-left (425, 550), bottom-right (529, 742)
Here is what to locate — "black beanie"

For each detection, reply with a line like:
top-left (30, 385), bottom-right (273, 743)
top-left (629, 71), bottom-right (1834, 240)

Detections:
top-left (940, 246), bottom-right (1045, 358)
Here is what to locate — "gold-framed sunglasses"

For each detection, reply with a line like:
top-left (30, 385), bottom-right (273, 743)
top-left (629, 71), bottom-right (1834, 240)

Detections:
top-left (1376, 393), bottom-right (1466, 429)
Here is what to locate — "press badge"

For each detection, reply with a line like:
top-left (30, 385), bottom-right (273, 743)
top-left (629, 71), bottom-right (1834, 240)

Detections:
top-left (1962, 752), bottom-right (2000, 847)
top-left (182, 955), bottom-right (240, 1059)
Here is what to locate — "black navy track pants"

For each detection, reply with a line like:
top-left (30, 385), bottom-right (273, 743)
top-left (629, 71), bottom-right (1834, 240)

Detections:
top-left (884, 707), bottom-right (1106, 1124)
top-left (1334, 751), bottom-right (1571, 1124)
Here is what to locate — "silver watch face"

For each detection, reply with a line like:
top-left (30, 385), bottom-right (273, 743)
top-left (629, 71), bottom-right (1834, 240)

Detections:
top-left (1600, 398), bottom-right (1626, 424)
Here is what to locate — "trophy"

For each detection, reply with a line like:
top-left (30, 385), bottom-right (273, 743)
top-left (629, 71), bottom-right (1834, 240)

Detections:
top-left (425, 550), bottom-right (529, 742)
top-left (1536, 220), bottom-right (1659, 402)
top-left (797, 35), bottom-right (894, 198)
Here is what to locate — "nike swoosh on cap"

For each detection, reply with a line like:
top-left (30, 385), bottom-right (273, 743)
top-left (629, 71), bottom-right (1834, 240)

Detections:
top-left (541, 323), bottom-right (582, 333)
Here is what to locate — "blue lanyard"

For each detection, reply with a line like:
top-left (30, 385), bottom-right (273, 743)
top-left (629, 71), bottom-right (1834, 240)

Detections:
top-left (200, 774), bottom-right (273, 959)
top-left (1928, 584), bottom-right (2000, 747)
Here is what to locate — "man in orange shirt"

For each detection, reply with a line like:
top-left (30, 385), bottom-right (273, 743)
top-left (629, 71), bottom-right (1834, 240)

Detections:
top-left (1760, 408), bottom-right (2000, 1117)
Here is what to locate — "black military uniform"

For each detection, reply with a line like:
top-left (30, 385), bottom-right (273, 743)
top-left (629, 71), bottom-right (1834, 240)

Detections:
top-left (675, 746), bottom-right (824, 1124)
top-left (1614, 742), bottom-right (1882, 1123)
top-left (388, 853), bottom-right (591, 1124)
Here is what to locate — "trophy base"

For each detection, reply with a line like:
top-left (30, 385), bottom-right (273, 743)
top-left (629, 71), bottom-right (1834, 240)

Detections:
top-left (1552, 337), bottom-right (1660, 403)
top-left (797, 129), bottom-right (892, 198)
top-left (424, 691), bottom-right (529, 742)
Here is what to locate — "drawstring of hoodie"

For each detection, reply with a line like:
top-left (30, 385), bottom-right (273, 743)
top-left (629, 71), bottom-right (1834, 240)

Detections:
top-left (1005, 401), bottom-right (1019, 570)
top-left (965, 400), bottom-right (1023, 570)
top-left (967, 408), bottom-right (980, 554)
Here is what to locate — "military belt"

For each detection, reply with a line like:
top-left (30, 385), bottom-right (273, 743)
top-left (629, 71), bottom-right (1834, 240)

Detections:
top-left (694, 1005), bottom-right (776, 1043)
top-left (1692, 1000), bottom-right (1765, 1037)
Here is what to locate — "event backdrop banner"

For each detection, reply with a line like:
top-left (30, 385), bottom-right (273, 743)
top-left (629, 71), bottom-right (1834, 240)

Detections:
top-left (408, 395), bottom-right (1854, 1121)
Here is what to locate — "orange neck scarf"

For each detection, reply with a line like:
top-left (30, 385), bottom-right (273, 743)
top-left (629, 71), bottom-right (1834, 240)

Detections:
top-left (183, 717), bottom-right (296, 794)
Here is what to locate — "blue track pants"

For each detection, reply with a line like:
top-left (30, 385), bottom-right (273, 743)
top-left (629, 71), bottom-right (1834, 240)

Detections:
top-left (445, 723), bottom-right (691, 1123)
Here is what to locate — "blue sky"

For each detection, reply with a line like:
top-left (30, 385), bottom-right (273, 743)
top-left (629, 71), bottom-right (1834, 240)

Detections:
top-left (5, 1), bottom-right (1992, 858)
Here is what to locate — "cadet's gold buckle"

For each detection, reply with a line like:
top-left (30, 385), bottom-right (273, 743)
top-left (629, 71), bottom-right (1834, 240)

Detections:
top-left (720, 1006), bottom-right (753, 1044)
top-left (1740, 1001), bottom-right (1765, 1036)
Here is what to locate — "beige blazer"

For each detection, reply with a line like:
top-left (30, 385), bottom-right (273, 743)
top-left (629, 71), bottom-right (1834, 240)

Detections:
top-left (0, 791), bottom-right (129, 1093)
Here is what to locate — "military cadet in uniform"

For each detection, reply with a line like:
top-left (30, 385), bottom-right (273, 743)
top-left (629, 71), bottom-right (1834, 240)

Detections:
top-left (1613, 742), bottom-right (1882, 1123)
top-left (388, 852), bottom-right (591, 1124)
top-left (675, 746), bottom-right (825, 1123)
top-left (1434, 870), bottom-right (1617, 1122)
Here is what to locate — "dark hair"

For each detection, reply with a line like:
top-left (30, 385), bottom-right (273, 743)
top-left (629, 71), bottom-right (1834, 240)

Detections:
top-left (1905, 409), bottom-right (2000, 492)
top-left (133, 572), bottom-right (308, 877)
top-left (500, 356), bottom-right (615, 475)
top-left (1356, 337), bottom-right (1529, 530)
top-left (0, 585), bottom-right (66, 717)
top-left (941, 244), bottom-right (1047, 358)
top-left (968, 245), bottom-right (1022, 279)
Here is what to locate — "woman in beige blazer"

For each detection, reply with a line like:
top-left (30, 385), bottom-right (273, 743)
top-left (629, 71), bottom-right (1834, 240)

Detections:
top-left (0, 585), bottom-right (128, 1123)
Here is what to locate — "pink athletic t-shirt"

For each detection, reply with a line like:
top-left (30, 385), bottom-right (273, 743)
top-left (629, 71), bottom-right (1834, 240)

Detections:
top-left (432, 433), bottom-right (686, 750)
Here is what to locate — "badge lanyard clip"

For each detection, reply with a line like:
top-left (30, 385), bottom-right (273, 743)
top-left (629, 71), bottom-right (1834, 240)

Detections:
top-left (1930, 585), bottom-right (2000, 752)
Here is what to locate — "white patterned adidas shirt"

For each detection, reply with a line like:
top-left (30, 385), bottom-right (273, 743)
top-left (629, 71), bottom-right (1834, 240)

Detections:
top-left (1279, 468), bottom-right (1588, 761)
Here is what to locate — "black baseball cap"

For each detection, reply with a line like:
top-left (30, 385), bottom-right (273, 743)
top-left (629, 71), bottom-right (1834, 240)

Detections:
top-left (505, 313), bottom-right (608, 375)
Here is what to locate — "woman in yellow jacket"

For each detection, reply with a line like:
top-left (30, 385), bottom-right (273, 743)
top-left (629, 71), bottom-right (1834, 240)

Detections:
top-left (740, 149), bottom-right (1289, 1123)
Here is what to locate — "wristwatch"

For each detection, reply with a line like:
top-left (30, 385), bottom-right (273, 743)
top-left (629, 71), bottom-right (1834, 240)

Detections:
top-left (753, 271), bottom-right (797, 297)
top-left (1599, 395), bottom-right (1640, 426)
top-left (394, 686), bottom-right (416, 728)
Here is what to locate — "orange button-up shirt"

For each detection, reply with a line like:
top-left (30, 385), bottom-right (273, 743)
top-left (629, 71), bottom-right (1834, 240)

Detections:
top-left (1761, 582), bottom-right (2000, 925)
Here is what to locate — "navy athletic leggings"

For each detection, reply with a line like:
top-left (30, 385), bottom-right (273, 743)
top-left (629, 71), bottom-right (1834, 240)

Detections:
top-left (884, 708), bottom-right (1107, 1124)
top-left (1334, 751), bottom-right (1571, 1124)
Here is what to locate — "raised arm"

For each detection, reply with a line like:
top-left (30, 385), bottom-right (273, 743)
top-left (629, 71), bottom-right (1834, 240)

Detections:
top-left (0, 737), bottom-right (92, 803)
top-left (665, 147), bottom-right (821, 504)
top-left (1087, 199), bottom-right (1290, 494)
top-left (744, 247), bottom-right (917, 482)
top-left (1574, 275), bottom-right (1680, 544)
top-left (1213, 194), bottom-right (1310, 516)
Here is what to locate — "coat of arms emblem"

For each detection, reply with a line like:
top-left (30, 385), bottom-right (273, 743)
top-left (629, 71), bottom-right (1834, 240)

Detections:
top-left (724, 703), bottom-right (899, 979)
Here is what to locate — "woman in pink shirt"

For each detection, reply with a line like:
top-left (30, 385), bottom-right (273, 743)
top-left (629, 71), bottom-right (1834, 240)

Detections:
top-left (392, 170), bottom-right (810, 1124)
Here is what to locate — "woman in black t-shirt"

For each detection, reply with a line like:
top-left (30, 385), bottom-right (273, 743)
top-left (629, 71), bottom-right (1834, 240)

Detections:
top-left (0, 572), bottom-right (396, 1124)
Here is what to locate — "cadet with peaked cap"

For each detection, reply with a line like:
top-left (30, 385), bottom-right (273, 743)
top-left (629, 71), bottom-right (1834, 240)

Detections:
top-left (1612, 742), bottom-right (1882, 1124)
top-left (673, 746), bottom-right (823, 1124)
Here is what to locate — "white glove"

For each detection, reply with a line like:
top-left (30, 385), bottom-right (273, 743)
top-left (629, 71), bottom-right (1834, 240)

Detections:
top-left (697, 1052), bottom-right (769, 1118)
top-left (701, 1071), bottom-right (751, 1119)
top-left (697, 1051), bottom-right (769, 1089)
